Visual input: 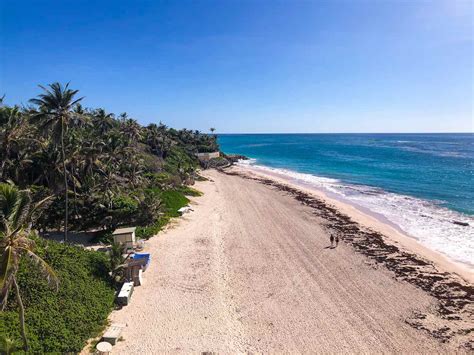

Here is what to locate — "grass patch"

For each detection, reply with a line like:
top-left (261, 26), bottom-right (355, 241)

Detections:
top-left (136, 189), bottom-right (190, 239)
top-left (177, 186), bottom-right (203, 197)
top-left (160, 190), bottom-right (190, 217)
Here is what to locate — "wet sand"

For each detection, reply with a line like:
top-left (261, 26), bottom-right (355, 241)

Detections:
top-left (109, 168), bottom-right (473, 353)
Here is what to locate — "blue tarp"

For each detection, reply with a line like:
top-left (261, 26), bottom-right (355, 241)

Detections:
top-left (131, 253), bottom-right (151, 271)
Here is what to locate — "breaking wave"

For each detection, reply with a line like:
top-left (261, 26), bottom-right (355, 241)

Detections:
top-left (237, 160), bottom-right (474, 266)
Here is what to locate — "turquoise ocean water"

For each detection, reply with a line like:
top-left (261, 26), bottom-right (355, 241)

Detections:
top-left (218, 133), bottom-right (473, 265)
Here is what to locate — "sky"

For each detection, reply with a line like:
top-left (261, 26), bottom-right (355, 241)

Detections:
top-left (1, 0), bottom-right (472, 133)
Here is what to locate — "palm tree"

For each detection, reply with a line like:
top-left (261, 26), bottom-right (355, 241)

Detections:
top-left (0, 183), bottom-right (58, 351)
top-left (210, 127), bottom-right (216, 134)
top-left (72, 103), bottom-right (85, 115)
top-left (0, 106), bottom-right (30, 179)
top-left (92, 108), bottom-right (115, 135)
top-left (29, 83), bottom-right (84, 241)
top-left (120, 118), bottom-right (142, 144)
top-left (109, 242), bottom-right (125, 281)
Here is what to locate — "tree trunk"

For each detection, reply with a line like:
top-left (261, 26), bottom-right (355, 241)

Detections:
top-left (0, 158), bottom-right (6, 180)
top-left (61, 119), bottom-right (68, 242)
top-left (12, 276), bottom-right (29, 351)
top-left (71, 163), bottom-right (79, 219)
top-left (0, 140), bottom-right (10, 180)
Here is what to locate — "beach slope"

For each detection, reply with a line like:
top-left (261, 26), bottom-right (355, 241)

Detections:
top-left (110, 168), bottom-right (472, 353)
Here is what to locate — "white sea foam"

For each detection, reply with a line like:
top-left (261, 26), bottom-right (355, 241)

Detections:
top-left (237, 158), bottom-right (258, 165)
top-left (237, 160), bottom-right (474, 266)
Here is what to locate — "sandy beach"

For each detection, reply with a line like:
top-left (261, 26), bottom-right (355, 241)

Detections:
top-left (109, 167), bottom-right (473, 353)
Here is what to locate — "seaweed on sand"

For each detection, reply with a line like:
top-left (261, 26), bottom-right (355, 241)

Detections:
top-left (220, 168), bottom-right (474, 350)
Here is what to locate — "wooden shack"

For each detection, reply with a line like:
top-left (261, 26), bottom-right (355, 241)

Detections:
top-left (112, 227), bottom-right (136, 250)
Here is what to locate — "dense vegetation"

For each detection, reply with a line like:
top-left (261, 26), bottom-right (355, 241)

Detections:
top-left (0, 83), bottom-right (219, 352)
top-left (0, 238), bottom-right (115, 353)
top-left (0, 83), bottom-right (218, 237)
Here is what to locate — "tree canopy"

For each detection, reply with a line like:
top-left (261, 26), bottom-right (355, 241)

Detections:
top-left (0, 83), bottom-right (219, 234)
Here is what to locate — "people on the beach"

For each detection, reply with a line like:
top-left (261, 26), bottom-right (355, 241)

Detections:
top-left (330, 234), bottom-right (335, 248)
top-left (335, 235), bottom-right (339, 247)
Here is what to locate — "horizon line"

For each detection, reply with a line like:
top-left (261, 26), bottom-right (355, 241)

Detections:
top-left (215, 132), bottom-right (474, 135)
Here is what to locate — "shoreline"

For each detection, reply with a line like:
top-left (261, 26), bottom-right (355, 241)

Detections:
top-left (222, 166), bottom-right (474, 347)
top-left (107, 168), bottom-right (473, 352)
top-left (233, 163), bottom-right (474, 283)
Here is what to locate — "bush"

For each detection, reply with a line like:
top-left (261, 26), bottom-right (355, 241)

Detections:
top-left (0, 238), bottom-right (115, 353)
top-left (160, 190), bottom-right (190, 217)
top-left (135, 189), bottom-right (190, 239)
top-left (178, 186), bottom-right (202, 197)
top-left (144, 172), bottom-right (175, 189)
top-left (136, 219), bottom-right (167, 239)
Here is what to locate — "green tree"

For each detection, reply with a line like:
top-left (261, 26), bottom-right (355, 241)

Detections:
top-left (29, 82), bottom-right (84, 241)
top-left (0, 183), bottom-right (58, 351)
top-left (0, 106), bottom-right (30, 180)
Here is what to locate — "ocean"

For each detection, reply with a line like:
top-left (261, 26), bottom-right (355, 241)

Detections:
top-left (218, 133), bottom-right (474, 266)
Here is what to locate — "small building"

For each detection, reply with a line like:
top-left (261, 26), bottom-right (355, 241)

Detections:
top-left (196, 151), bottom-right (220, 162)
top-left (112, 227), bottom-right (136, 249)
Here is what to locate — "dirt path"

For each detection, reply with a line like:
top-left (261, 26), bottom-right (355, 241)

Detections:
top-left (110, 169), bottom-right (456, 353)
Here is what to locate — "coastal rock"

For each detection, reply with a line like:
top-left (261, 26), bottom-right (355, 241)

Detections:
top-left (225, 154), bottom-right (249, 163)
top-left (206, 157), bottom-right (231, 169)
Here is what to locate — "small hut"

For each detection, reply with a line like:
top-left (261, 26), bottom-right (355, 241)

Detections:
top-left (112, 227), bottom-right (136, 250)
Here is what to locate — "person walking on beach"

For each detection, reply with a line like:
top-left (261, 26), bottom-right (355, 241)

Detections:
top-left (330, 234), bottom-right (335, 248)
top-left (335, 235), bottom-right (340, 248)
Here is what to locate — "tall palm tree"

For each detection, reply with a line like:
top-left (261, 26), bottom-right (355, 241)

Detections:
top-left (120, 118), bottom-right (142, 144)
top-left (92, 108), bottom-right (115, 135)
top-left (0, 183), bottom-right (58, 351)
top-left (145, 123), bottom-right (165, 157)
top-left (0, 106), bottom-right (29, 179)
top-left (29, 83), bottom-right (83, 241)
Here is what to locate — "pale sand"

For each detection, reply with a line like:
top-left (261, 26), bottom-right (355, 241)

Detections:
top-left (109, 168), bottom-right (473, 353)
top-left (235, 164), bottom-right (474, 284)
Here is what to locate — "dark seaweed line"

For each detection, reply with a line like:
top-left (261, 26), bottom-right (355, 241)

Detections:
top-left (221, 169), bottom-right (474, 350)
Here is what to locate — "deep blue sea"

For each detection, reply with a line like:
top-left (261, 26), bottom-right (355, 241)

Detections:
top-left (218, 133), bottom-right (474, 265)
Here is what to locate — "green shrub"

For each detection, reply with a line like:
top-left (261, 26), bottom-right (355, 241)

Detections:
top-left (144, 172), bottom-right (174, 188)
top-left (164, 146), bottom-right (198, 176)
top-left (178, 186), bottom-right (202, 197)
top-left (136, 218), bottom-right (167, 239)
top-left (195, 174), bottom-right (208, 181)
top-left (160, 190), bottom-right (189, 217)
top-left (135, 189), bottom-right (190, 239)
top-left (0, 239), bottom-right (115, 353)
top-left (111, 193), bottom-right (139, 215)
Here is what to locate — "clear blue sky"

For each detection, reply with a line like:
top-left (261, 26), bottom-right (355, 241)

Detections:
top-left (1, 0), bottom-right (472, 133)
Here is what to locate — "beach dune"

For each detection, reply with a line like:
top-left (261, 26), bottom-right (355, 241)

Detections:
top-left (110, 168), bottom-right (472, 353)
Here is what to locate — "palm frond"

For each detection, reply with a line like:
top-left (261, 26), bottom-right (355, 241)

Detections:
top-left (28, 195), bottom-right (54, 225)
top-left (9, 190), bottom-right (31, 231)
top-left (0, 183), bottom-right (19, 222)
